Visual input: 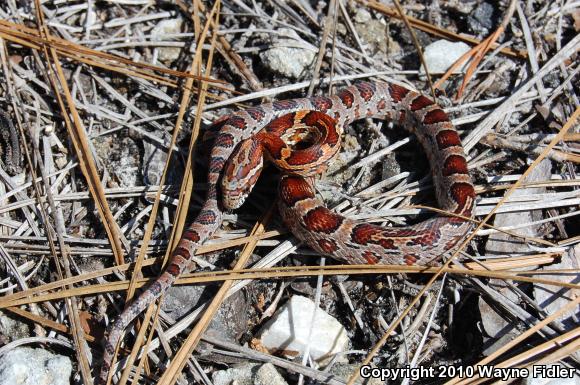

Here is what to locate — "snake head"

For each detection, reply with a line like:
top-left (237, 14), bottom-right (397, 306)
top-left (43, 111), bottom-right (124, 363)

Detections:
top-left (221, 137), bottom-right (264, 210)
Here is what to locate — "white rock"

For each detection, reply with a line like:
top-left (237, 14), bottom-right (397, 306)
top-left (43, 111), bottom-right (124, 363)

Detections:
top-left (212, 363), bottom-right (257, 385)
top-left (258, 295), bottom-right (349, 363)
top-left (151, 17), bottom-right (184, 63)
top-left (0, 347), bottom-right (72, 385)
top-left (256, 363), bottom-right (288, 385)
top-left (0, 311), bottom-right (30, 341)
top-left (212, 363), bottom-right (287, 385)
top-left (354, 8), bottom-right (372, 23)
top-left (420, 40), bottom-right (471, 75)
top-left (259, 28), bottom-right (315, 79)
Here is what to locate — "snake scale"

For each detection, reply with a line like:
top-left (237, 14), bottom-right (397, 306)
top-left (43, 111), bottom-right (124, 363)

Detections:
top-left (98, 81), bottom-right (475, 384)
top-left (0, 110), bottom-right (22, 176)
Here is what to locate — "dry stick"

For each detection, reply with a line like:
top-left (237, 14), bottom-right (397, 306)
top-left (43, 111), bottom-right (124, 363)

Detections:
top-left (115, 301), bottom-right (156, 385)
top-left (495, 337), bottom-right (580, 385)
top-left (201, 334), bottom-right (346, 385)
top-left (3, 263), bottom-right (577, 310)
top-left (306, 0), bottom-right (336, 97)
top-left (0, 30), bottom-right (206, 94)
top-left (216, 35), bottom-right (263, 92)
top-left (482, 133), bottom-right (580, 163)
top-left (130, 302), bottom-right (163, 385)
top-left (190, 0), bottom-right (264, 92)
top-left (463, 33), bottom-right (580, 152)
top-left (0, 23), bottom-right (233, 107)
top-left (0, 230), bottom-right (282, 305)
top-left (346, 106), bottom-right (580, 385)
top-left (20, 115), bottom-right (97, 379)
top-left (31, 4), bottom-right (102, 384)
top-left (449, 318), bottom-right (580, 385)
top-left (392, 0), bottom-right (436, 99)
top-left (0, 19), bottom-right (224, 86)
top-left (456, 0), bottom-right (516, 99)
top-left (31, 7), bottom-right (127, 268)
top-left (122, 0), bottom-right (213, 333)
top-left (134, 33), bottom-right (214, 376)
top-left (358, 0), bottom-right (526, 59)
top-left (156, 205), bottom-right (275, 385)
top-left (129, 19), bottom-right (218, 385)
top-left (327, 0), bottom-right (339, 94)
top-left (0, 40), bottom-right (46, 336)
top-left (516, 1), bottom-right (547, 104)
top-left (2, 52), bottom-right (90, 383)
top-left (519, 335), bottom-right (580, 376)
top-left (455, 29), bottom-right (503, 99)
top-left (337, 0), bottom-right (367, 57)
top-left (0, 250), bottom-right (560, 307)
top-left (114, 4), bottom-right (223, 385)
top-left (5, 306), bottom-right (95, 343)
top-left (432, 0), bottom-right (514, 94)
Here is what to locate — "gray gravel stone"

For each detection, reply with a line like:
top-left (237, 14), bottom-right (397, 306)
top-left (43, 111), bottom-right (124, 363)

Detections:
top-left (0, 347), bottom-right (72, 385)
top-left (259, 28), bottom-right (315, 79)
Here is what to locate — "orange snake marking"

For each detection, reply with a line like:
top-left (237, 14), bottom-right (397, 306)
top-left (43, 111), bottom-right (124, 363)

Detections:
top-left (221, 110), bottom-right (340, 210)
top-left (97, 81), bottom-right (476, 385)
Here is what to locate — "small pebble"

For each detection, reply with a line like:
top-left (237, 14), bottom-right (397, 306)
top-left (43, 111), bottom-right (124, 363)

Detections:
top-left (212, 363), bottom-right (288, 385)
top-left (259, 28), bottom-right (315, 79)
top-left (0, 347), bottom-right (72, 385)
top-left (258, 295), bottom-right (349, 363)
top-left (420, 40), bottom-right (471, 75)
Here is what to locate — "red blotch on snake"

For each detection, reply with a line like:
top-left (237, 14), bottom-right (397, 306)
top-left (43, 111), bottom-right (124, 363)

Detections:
top-left (350, 224), bottom-right (398, 250)
top-left (450, 182), bottom-right (476, 214)
top-left (410, 95), bottom-right (433, 111)
top-left (389, 84), bottom-right (410, 102)
top-left (317, 239), bottom-right (339, 253)
top-left (310, 96), bottom-right (333, 112)
top-left (423, 109), bottom-right (449, 125)
top-left (279, 176), bottom-right (315, 206)
top-left (303, 207), bottom-right (344, 234)
top-left (337, 89), bottom-right (355, 108)
top-left (442, 155), bottom-right (469, 176)
top-left (362, 250), bottom-right (379, 264)
top-left (436, 130), bottom-right (462, 149)
top-left (264, 113), bottom-right (297, 136)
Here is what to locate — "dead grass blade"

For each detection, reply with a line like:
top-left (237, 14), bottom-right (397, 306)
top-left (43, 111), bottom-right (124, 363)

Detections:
top-left (0, 20), bottom-right (226, 90)
top-left (434, 0), bottom-right (517, 99)
top-left (345, 105), bottom-right (580, 385)
top-left (448, 319), bottom-right (580, 385)
top-left (33, 9), bottom-right (127, 268)
top-left (112, 3), bottom-right (223, 385)
top-left (31, 2), bottom-right (105, 383)
top-left (3, 260), bottom-right (579, 309)
top-left (357, 0), bottom-right (526, 59)
top-left (156, 204), bottom-right (275, 385)
top-left (463, 32), bottom-right (580, 152)
top-left (392, 0), bottom-right (435, 99)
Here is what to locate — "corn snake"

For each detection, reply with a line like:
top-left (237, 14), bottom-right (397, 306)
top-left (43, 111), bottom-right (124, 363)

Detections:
top-left (98, 81), bottom-right (476, 384)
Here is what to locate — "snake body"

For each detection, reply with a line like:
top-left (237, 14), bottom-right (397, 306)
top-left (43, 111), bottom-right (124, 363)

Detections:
top-left (99, 81), bottom-right (475, 383)
top-left (0, 110), bottom-right (22, 176)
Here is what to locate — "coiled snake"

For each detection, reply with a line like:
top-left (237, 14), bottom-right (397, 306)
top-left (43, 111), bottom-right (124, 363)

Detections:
top-left (98, 81), bottom-right (475, 384)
